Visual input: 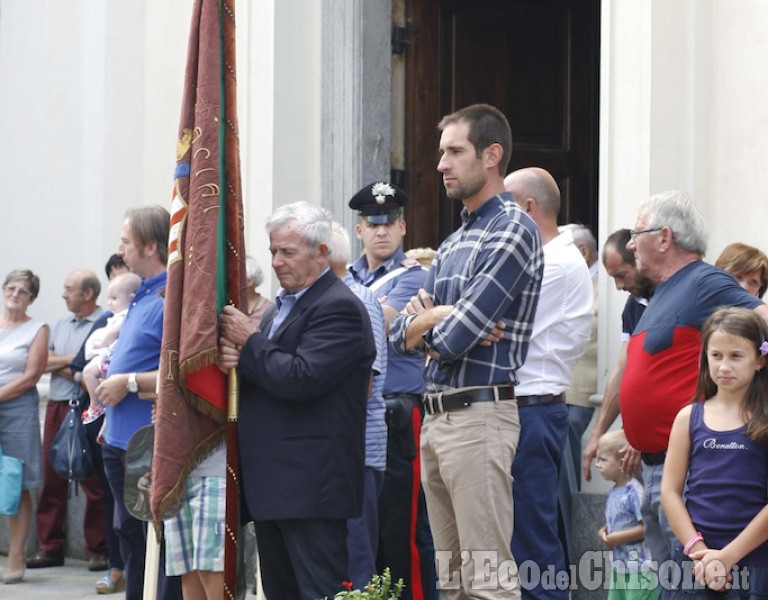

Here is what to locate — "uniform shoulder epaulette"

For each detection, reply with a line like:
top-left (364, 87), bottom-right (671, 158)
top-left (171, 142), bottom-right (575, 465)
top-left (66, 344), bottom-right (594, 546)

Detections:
top-left (401, 258), bottom-right (422, 269)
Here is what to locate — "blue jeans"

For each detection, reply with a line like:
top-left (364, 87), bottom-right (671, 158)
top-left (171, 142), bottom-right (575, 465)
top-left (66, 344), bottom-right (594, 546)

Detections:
top-left (558, 404), bottom-right (594, 558)
top-left (101, 443), bottom-right (181, 600)
top-left (641, 463), bottom-right (675, 565)
top-left (512, 402), bottom-right (569, 600)
top-left (84, 417), bottom-right (123, 571)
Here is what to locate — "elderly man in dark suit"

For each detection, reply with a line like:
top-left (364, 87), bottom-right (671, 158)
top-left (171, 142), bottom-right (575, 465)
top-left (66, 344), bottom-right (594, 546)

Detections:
top-left (218, 201), bottom-right (376, 600)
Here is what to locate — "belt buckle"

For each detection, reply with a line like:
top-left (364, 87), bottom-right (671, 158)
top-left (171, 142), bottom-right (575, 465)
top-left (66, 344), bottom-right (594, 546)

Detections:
top-left (424, 392), bottom-right (444, 415)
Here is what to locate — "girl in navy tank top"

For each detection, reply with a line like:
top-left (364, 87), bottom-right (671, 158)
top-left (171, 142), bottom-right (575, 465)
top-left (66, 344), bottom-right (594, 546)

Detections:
top-left (661, 306), bottom-right (768, 598)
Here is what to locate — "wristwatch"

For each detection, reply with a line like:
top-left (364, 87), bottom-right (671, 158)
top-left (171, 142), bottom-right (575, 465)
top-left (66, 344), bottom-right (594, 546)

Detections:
top-left (127, 373), bottom-right (139, 393)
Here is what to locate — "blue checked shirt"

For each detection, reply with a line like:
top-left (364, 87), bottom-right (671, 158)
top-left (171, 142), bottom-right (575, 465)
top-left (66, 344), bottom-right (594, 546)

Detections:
top-left (346, 281), bottom-right (388, 472)
top-left (390, 193), bottom-right (543, 392)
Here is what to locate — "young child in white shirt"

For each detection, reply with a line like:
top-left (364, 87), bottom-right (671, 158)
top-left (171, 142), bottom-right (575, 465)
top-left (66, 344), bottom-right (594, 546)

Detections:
top-left (82, 272), bottom-right (140, 426)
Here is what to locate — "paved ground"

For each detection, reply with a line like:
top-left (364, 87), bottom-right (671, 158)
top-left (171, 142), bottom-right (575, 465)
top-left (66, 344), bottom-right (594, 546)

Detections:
top-left (0, 554), bottom-right (266, 600)
top-left (0, 555), bottom-right (105, 600)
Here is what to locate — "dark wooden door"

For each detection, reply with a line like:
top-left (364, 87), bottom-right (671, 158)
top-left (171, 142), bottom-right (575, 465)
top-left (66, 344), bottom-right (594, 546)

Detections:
top-left (402, 0), bottom-right (600, 249)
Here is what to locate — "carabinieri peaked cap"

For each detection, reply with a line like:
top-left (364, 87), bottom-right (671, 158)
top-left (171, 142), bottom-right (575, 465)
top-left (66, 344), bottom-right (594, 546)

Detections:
top-left (348, 181), bottom-right (408, 224)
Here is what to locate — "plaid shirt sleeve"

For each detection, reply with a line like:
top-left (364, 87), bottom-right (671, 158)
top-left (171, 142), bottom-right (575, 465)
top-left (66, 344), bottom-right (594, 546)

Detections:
top-left (387, 255), bottom-right (438, 358)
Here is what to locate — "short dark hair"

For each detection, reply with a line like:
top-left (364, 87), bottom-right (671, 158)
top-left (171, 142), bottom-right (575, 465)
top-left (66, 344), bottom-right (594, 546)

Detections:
top-left (105, 254), bottom-right (126, 278)
top-left (603, 228), bottom-right (635, 266)
top-left (438, 104), bottom-right (512, 175)
top-left (125, 205), bottom-right (170, 265)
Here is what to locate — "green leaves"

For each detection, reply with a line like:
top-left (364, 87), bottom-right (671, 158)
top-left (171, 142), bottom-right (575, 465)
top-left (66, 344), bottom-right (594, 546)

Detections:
top-left (325, 568), bottom-right (405, 600)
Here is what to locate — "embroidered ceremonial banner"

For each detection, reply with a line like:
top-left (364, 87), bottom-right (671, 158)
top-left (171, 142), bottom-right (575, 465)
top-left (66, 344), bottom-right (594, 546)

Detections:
top-left (151, 0), bottom-right (245, 524)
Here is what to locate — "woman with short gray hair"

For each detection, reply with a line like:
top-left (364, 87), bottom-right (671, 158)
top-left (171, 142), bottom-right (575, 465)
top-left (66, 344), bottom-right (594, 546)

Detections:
top-left (0, 268), bottom-right (49, 584)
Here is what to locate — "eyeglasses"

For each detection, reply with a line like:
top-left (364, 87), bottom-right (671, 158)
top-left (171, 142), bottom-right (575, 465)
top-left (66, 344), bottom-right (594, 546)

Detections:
top-left (3, 285), bottom-right (31, 297)
top-left (629, 227), bottom-right (662, 240)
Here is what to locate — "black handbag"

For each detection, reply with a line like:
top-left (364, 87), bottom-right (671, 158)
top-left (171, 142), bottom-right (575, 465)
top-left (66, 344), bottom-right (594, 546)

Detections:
top-left (49, 384), bottom-right (93, 494)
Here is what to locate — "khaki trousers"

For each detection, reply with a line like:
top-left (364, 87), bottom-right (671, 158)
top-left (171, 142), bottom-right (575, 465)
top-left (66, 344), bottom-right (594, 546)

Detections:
top-left (420, 399), bottom-right (521, 600)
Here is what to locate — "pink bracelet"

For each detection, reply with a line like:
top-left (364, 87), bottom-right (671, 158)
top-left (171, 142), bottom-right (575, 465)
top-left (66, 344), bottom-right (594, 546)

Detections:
top-left (683, 532), bottom-right (704, 556)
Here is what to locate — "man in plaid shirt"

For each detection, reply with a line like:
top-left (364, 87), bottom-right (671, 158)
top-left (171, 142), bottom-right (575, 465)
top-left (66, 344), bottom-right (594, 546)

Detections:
top-left (390, 103), bottom-right (543, 600)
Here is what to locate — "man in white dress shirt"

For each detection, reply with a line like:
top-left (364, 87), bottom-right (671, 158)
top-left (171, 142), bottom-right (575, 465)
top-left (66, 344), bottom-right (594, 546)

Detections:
top-left (504, 168), bottom-right (594, 600)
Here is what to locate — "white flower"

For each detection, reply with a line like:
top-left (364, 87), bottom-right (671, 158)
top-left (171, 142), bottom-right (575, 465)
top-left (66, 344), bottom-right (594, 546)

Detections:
top-left (371, 182), bottom-right (395, 204)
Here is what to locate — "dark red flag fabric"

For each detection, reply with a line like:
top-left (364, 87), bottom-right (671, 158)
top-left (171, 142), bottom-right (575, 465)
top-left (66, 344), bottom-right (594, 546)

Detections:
top-left (151, 0), bottom-right (246, 523)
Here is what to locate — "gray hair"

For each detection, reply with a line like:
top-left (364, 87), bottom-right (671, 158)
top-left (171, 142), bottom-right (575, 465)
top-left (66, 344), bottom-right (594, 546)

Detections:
top-left (3, 268), bottom-right (40, 299)
top-left (266, 202), bottom-right (333, 251)
top-left (568, 224), bottom-right (597, 255)
top-left (80, 271), bottom-right (102, 299)
top-left (639, 191), bottom-right (708, 256)
top-left (245, 255), bottom-right (265, 288)
top-left (329, 222), bottom-right (352, 265)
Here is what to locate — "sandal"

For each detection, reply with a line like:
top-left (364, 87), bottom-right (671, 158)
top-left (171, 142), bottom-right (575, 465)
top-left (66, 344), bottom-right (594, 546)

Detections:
top-left (95, 572), bottom-right (126, 594)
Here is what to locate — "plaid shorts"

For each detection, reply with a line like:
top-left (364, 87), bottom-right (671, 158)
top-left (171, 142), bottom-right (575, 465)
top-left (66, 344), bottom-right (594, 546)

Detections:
top-left (164, 476), bottom-right (226, 576)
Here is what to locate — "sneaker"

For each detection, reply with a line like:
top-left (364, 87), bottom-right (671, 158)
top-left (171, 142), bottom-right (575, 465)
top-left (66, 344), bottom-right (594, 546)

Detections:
top-left (88, 554), bottom-right (110, 572)
top-left (26, 549), bottom-right (64, 569)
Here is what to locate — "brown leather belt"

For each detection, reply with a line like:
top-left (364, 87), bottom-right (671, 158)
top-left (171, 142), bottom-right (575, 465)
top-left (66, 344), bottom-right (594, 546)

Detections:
top-left (423, 386), bottom-right (515, 415)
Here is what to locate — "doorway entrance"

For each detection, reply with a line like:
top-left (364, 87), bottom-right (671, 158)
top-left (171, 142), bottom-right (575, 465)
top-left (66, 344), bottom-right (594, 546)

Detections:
top-left (401, 0), bottom-right (601, 249)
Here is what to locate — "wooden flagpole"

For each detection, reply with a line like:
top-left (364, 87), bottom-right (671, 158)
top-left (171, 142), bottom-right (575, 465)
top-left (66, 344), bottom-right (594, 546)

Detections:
top-left (223, 368), bottom-right (240, 599)
top-left (221, 0), bottom-right (244, 597)
top-left (144, 376), bottom-right (162, 600)
top-left (143, 526), bottom-right (161, 600)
